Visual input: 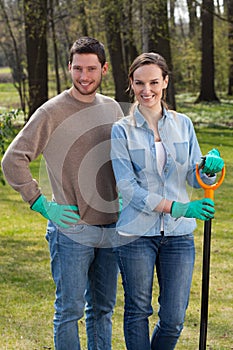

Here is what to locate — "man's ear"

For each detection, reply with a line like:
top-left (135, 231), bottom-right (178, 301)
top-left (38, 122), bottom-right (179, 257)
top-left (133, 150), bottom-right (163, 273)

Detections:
top-left (102, 62), bottom-right (109, 75)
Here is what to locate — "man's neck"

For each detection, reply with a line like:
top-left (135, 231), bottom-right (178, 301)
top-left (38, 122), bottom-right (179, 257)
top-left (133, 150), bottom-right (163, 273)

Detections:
top-left (69, 87), bottom-right (96, 103)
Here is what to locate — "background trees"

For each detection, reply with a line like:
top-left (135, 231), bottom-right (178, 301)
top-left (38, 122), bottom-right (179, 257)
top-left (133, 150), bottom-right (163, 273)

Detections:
top-left (196, 0), bottom-right (219, 103)
top-left (0, 0), bottom-right (231, 116)
top-left (24, 0), bottom-right (48, 118)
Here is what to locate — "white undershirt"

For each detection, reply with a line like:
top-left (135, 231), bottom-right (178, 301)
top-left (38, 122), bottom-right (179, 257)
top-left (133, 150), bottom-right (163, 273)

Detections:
top-left (155, 141), bottom-right (166, 176)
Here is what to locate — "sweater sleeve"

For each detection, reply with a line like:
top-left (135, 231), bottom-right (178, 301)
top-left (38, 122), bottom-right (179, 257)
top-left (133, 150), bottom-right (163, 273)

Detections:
top-left (1, 107), bottom-right (53, 205)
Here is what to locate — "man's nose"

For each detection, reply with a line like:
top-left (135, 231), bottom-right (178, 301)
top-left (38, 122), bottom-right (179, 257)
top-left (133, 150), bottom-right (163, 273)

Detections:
top-left (80, 69), bottom-right (89, 79)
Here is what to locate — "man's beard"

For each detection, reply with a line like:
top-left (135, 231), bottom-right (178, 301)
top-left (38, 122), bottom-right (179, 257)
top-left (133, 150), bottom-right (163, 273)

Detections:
top-left (73, 76), bottom-right (102, 96)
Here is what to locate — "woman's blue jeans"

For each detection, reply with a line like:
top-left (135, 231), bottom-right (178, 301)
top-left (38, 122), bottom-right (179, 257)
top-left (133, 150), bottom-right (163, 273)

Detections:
top-left (46, 221), bottom-right (119, 350)
top-left (116, 233), bottom-right (195, 350)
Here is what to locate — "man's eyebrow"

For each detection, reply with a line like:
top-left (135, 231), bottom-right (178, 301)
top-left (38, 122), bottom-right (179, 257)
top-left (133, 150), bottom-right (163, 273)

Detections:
top-left (72, 64), bottom-right (98, 68)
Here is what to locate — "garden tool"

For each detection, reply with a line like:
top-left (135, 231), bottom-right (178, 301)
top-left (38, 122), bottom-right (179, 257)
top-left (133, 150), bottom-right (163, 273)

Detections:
top-left (195, 164), bottom-right (225, 350)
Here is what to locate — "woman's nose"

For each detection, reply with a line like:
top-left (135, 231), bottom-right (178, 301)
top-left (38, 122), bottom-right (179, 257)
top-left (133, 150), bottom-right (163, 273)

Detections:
top-left (142, 83), bottom-right (151, 93)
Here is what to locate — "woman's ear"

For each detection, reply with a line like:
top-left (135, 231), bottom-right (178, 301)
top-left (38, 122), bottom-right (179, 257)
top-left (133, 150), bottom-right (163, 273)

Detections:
top-left (130, 78), bottom-right (134, 91)
top-left (163, 75), bottom-right (169, 89)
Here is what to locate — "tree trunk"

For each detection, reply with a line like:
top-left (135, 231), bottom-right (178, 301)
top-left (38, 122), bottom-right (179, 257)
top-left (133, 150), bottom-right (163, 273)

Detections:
top-left (147, 0), bottom-right (176, 110)
top-left (0, 0), bottom-right (27, 115)
top-left (49, 0), bottom-right (61, 94)
top-left (102, 0), bottom-right (129, 109)
top-left (169, 0), bottom-right (176, 29)
top-left (24, 0), bottom-right (48, 118)
top-left (196, 0), bottom-right (220, 103)
top-left (227, 0), bottom-right (233, 95)
top-left (122, 0), bottom-right (138, 74)
top-left (186, 0), bottom-right (198, 37)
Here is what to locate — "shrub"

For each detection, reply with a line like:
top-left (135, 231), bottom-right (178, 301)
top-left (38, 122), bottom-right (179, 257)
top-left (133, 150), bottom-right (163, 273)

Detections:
top-left (0, 109), bottom-right (19, 184)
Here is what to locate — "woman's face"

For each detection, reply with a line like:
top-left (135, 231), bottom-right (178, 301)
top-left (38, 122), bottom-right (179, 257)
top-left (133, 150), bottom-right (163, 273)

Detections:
top-left (131, 64), bottom-right (168, 110)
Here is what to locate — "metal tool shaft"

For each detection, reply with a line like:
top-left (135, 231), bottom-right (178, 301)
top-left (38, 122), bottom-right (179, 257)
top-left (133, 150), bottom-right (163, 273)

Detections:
top-left (199, 219), bottom-right (212, 350)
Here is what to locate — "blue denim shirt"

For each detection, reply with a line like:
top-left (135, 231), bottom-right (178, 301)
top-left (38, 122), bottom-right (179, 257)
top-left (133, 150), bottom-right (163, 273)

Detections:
top-left (111, 106), bottom-right (216, 237)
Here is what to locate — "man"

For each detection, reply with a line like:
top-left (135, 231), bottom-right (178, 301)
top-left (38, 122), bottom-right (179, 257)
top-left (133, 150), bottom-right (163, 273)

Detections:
top-left (1, 37), bottom-right (123, 350)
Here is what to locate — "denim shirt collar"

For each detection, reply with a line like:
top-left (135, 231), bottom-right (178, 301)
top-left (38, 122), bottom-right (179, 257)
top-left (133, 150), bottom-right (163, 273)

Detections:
top-left (134, 105), bottom-right (173, 128)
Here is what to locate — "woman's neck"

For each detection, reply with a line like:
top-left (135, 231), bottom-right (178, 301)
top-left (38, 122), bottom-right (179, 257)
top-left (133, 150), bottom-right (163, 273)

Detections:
top-left (138, 104), bottom-right (163, 142)
top-left (139, 104), bottom-right (163, 127)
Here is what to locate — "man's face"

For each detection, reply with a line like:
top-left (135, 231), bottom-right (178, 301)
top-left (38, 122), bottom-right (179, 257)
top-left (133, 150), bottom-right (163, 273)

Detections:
top-left (69, 53), bottom-right (108, 102)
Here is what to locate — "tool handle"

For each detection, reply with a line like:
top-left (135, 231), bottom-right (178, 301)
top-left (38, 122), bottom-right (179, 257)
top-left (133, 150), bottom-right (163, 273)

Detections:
top-left (195, 164), bottom-right (225, 200)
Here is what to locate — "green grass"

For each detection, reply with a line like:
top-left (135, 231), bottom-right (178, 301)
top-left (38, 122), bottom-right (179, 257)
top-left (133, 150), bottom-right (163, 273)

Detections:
top-left (1, 127), bottom-right (232, 350)
top-left (1, 87), bottom-right (233, 349)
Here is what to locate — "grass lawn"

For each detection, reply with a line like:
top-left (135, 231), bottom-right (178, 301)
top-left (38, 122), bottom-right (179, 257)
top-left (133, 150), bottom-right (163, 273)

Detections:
top-left (0, 94), bottom-right (233, 349)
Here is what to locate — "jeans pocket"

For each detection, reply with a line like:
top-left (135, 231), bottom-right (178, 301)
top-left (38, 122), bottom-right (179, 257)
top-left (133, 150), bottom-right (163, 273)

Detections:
top-left (45, 221), bottom-right (57, 242)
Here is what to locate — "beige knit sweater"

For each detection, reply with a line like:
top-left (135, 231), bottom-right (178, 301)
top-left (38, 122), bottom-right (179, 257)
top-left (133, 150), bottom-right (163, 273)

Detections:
top-left (2, 90), bottom-right (123, 225)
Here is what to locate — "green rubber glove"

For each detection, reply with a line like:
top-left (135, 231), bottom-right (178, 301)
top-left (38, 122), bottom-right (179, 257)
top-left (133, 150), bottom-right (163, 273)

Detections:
top-left (171, 198), bottom-right (215, 221)
top-left (119, 192), bottom-right (123, 213)
top-left (31, 194), bottom-right (80, 228)
top-left (201, 148), bottom-right (224, 175)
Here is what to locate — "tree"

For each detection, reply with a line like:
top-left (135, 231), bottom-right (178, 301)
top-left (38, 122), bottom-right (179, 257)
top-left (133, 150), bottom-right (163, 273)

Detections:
top-left (145, 0), bottom-right (176, 109)
top-left (121, 0), bottom-right (138, 73)
top-left (186, 0), bottom-right (198, 37)
top-left (227, 0), bottom-right (233, 95)
top-left (48, 0), bottom-right (61, 94)
top-left (196, 0), bottom-right (220, 102)
top-left (0, 0), bottom-right (27, 114)
top-left (102, 0), bottom-right (129, 106)
top-left (24, 0), bottom-right (48, 118)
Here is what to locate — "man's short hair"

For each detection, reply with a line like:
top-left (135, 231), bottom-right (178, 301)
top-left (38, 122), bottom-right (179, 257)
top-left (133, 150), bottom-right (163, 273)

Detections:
top-left (69, 37), bottom-right (106, 67)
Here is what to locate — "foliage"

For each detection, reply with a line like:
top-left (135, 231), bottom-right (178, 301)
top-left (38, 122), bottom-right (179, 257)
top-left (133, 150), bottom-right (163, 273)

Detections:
top-left (0, 109), bottom-right (19, 184)
top-left (172, 36), bottom-right (201, 93)
top-left (0, 0), bottom-right (232, 107)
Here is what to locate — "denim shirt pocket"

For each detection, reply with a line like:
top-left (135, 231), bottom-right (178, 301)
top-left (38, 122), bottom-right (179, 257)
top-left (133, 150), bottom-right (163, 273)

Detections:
top-left (130, 148), bottom-right (146, 172)
top-left (173, 142), bottom-right (188, 165)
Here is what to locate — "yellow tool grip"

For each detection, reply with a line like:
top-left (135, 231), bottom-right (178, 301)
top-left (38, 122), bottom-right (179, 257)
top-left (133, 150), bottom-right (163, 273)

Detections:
top-left (195, 164), bottom-right (225, 200)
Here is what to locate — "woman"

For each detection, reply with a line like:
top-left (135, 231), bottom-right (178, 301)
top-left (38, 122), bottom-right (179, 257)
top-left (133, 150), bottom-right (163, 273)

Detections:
top-left (111, 53), bottom-right (224, 350)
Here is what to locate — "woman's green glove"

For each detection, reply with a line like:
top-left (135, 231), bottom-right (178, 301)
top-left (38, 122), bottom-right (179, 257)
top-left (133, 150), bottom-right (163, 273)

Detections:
top-left (201, 148), bottom-right (224, 175)
top-left (171, 198), bottom-right (215, 221)
top-left (31, 194), bottom-right (80, 228)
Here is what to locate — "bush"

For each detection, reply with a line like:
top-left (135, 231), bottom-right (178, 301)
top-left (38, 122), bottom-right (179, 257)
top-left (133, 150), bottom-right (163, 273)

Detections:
top-left (0, 109), bottom-right (19, 184)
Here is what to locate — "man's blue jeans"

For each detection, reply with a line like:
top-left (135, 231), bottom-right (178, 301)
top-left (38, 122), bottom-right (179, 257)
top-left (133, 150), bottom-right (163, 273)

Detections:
top-left (46, 221), bottom-right (119, 350)
top-left (115, 233), bottom-right (195, 350)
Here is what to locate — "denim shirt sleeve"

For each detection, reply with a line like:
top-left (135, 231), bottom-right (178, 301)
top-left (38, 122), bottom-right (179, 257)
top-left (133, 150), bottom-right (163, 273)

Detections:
top-left (111, 123), bottom-right (162, 214)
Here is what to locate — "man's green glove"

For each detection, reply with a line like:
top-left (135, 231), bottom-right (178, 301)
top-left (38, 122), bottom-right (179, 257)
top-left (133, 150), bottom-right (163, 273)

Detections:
top-left (119, 193), bottom-right (123, 213)
top-left (171, 198), bottom-right (215, 221)
top-left (201, 148), bottom-right (224, 175)
top-left (31, 194), bottom-right (80, 228)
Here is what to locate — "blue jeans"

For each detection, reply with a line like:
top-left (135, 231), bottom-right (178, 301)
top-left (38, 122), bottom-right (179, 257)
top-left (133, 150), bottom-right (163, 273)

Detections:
top-left (46, 221), bottom-right (119, 350)
top-left (116, 233), bottom-right (195, 350)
